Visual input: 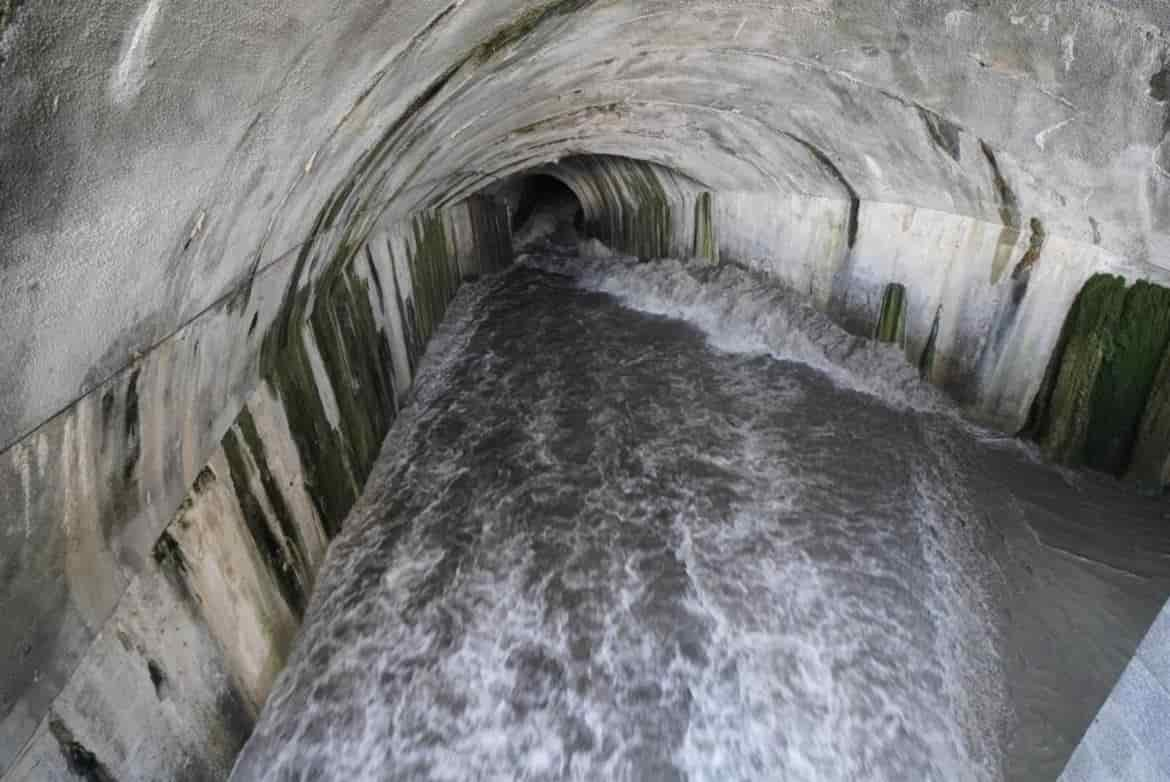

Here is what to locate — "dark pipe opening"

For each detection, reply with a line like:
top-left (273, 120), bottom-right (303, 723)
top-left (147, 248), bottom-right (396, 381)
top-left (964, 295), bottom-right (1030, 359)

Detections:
top-left (512, 174), bottom-right (580, 231)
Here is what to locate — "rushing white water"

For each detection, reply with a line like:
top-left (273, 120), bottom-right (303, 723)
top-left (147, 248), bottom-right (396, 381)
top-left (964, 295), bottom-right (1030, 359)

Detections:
top-left (523, 251), bottom-right (951, 415)
top-left (232, 243), bottom-right (1027, 781)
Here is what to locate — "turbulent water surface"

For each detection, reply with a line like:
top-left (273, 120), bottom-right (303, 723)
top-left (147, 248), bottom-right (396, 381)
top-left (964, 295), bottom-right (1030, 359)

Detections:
top-left (233, 243), bottom-right (1170, 782)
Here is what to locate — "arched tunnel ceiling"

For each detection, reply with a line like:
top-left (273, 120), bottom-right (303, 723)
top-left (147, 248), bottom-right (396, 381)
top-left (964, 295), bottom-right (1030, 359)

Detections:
top-left (1, 0), bottom-right (1169, 450)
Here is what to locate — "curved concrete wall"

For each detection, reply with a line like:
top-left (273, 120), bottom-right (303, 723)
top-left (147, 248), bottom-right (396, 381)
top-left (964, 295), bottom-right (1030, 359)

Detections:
top-left (2, 1), bottom-right (1169, 777)
top-left (0, 202), bottom-right (511, 779)
top-left (3, 1), bottom-right (1168, 450)
top-left (513, 154), bottom-right (1170, 449)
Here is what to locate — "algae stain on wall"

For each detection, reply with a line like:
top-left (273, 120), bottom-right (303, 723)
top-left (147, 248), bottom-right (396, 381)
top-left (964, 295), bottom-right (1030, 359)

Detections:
top-left (1027, 273), bottom-right (1170, 487)
top-left (874, 283), bottom-right (907, 346)
top-left (919, 307), bottom-right (942, 382)
top-left (693, 192), bottom-right (718, 263)
top-left (563, 157), bottom-right (683, 260)
top-left (1084, 282), bottom-right (1170, 475)
top-left (1130, 346), bottom-right (1170, 488)
top-left (1028, 274), bottom-right (1128, 465)
top-left (256, 202), bottom-right (506, 542)
top-left (622, 166), bottom-right (673, 259)
top-left (473, 0), bottom-right (593, 64)
top-left (117, 197), bottom-right (515, 757)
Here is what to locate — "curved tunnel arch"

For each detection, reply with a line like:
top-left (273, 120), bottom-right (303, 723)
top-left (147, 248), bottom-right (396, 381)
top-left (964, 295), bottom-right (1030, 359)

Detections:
top-left (2, 1), bottom-right (1170, 779)
top-left (292, 1), bottom-right (1168, 248)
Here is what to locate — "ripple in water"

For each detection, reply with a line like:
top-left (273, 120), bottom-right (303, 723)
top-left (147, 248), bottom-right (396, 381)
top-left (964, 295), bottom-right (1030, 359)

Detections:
top-left (232, 252), bottom-right (1007, 781)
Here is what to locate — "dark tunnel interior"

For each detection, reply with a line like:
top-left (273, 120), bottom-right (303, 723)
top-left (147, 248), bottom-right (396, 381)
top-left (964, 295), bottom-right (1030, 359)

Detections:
top-left (510, 174), bottom-right (582, 233)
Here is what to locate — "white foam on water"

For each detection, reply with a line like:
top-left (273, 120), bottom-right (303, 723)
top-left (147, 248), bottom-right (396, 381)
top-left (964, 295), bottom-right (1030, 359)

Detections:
top-left (910, 426), bottom-right (1009, 781)
top-left (522, 252), bottom-right (950, 415)
top-left (664, 388), bottom-right (1005, 781)
top-left (236, 248), bottom-right (1008, 782)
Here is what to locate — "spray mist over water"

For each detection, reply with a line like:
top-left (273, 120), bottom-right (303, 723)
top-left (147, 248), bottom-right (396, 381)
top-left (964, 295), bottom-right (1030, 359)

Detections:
top-left (232, 246), bottom-right (1011, 781)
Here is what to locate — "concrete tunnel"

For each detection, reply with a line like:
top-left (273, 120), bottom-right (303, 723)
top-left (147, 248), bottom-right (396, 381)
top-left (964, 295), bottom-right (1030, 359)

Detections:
top-left (2, 0), bottom-right (1170, 779)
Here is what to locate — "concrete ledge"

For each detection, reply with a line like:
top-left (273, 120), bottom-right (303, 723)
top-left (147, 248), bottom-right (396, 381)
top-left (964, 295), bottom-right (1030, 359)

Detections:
top-left (1062, 600), bottom-right (1170, 781)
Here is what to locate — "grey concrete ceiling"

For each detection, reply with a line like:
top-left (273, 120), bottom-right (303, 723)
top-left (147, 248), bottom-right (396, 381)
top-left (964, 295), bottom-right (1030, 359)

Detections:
top-left (1, 0), bottom-right (1167, 451)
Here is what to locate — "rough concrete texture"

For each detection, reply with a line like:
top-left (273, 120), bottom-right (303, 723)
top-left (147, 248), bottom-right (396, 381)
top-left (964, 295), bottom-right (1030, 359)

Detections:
top-left (3, 557), bottom-right (254, 782)
top-left (1, 0), bottom-right (1169, 777)
top-left (3, 0), bottom-right (1168, 449)
top-left (0, 200), bottom-right (511, 778)
top-left (1061, 601), bottom-right (1170, 781)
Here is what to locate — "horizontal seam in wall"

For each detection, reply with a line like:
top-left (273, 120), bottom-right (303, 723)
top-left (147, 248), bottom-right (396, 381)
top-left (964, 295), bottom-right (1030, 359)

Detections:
top-left (0, 239), bottom-right (314, 774)
top-left (0, 242), bottom-right (305, 459)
